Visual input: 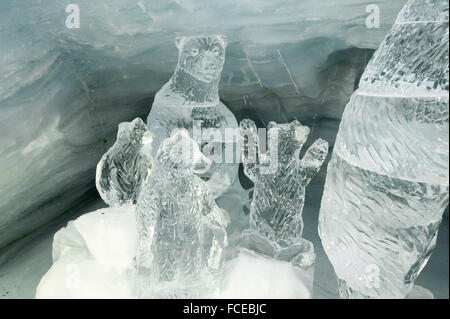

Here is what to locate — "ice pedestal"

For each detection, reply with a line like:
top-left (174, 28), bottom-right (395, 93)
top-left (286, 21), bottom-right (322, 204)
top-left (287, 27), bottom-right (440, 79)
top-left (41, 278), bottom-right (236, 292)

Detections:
top-left (220, 248), bottom-right (313, 299)
top-left (318, 0), bottom-right (449, 299)
top-left (35, 206), bottom-right (137, 299)
top-left (35, 201), bottom-right (315, 299)
top-left (221, 229), bottom-right (315, 299)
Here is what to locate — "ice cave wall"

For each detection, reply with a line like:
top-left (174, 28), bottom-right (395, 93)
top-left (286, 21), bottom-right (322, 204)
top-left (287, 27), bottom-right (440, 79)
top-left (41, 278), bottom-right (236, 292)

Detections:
top-left (0, 0), bottom-right (406, 248)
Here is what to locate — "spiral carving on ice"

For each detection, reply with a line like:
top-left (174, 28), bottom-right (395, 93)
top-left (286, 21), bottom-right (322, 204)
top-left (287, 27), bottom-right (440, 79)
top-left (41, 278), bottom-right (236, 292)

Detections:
top-left (318, 0), bottom-right (449, 299)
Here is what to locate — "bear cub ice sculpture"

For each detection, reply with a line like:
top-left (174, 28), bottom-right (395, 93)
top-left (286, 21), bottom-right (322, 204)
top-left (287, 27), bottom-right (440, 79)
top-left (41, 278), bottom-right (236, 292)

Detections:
top-left (96, 118), bottom-right (152, 207)
top-left (135, 130), bottom-right (229, 298)
top-left (240, 119), bottom-right (328, 246)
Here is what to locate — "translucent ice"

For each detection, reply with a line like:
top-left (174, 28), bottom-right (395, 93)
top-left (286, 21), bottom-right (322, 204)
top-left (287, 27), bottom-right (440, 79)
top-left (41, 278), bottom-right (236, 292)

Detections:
top-left (240, 119), bottom-right (328, 244)
top-left (319, 0), bottom-right (449, 299)
top-left (135, 130), bottom-right (229, 298)
top-left (358, 1), bottom-right (449, 97)
top-left (235, 119), bottom-right (327, 297)
top-left (146, 35), bottom-right (239, 198)
top-left (96, 118), bottom-right (152, 207)
top-left (36, 206), bottom-right (137, 299)
top-left (220, 249), bottom-right (312, 299)
top-left (235, 229), bottom-right (316, 298)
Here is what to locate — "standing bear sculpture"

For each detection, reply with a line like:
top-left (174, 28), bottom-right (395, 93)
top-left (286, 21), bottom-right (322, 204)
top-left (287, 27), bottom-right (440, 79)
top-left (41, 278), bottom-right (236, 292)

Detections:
top-left (240, 119), bottom-right (329, 247)
top-left (135, 130), bottom-right (229, 298)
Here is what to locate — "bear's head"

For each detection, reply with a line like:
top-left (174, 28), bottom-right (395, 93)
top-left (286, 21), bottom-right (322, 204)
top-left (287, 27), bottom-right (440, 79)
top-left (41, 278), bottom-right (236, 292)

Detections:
top-left (175, 35), bottom-right (227, 83)
top-left (171, 35), bottom-right (227, 104)
top-left (156, 129), bottom-right (211, 176)
top-left (117, 117), bottom-right (147, 146)
top-left (268, 120), bottom-right (310, 163)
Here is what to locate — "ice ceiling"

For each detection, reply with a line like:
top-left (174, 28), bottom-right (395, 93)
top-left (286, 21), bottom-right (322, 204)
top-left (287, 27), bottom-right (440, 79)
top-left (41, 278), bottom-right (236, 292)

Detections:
top-left (0, 0), bottom-right (407, 249)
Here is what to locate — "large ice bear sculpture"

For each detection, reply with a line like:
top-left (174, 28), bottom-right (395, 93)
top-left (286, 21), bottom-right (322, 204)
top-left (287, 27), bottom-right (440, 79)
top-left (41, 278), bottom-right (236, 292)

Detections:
top-left (146, 35), bottom-right (239, 198)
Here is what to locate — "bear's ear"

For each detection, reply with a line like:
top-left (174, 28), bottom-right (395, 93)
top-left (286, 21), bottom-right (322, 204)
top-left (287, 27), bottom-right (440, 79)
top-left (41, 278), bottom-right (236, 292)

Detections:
top-left (216, 35), bottom-right (228, 48)
top-left (175, 36), bottom-right (185, 50)
top-left (289, 120), bottom-right (302, 128)
top-left (268, 121), bottom-right (277, 129)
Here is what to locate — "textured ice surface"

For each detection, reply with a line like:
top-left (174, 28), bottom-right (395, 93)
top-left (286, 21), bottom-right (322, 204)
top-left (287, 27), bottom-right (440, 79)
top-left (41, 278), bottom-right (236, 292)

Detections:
top-left (335, 94), bottom-right (448, 185)
top-left (96, 118), bottom-right (152, 207)
top-left (240, 230), bottom-right (316, 273)
top-left (146, 35), bottom-right (239, 198)
top-left (319, 0), bottom-right (449, 298)
top-left (396, 0), bottom-right (449, 23)
top-left (36, 205), bottom-right (137, 298)
top-left (240, 119), bottom-right (328, 244)
top-left (359, 23), bottom-right (449, 96)
top-left (135, 130), bottom-right (229, 298)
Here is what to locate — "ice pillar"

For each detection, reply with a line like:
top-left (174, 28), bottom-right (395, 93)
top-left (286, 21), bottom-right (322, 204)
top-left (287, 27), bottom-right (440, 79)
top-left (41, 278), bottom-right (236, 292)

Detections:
top-left (318, 0), bottom-right (449, 298)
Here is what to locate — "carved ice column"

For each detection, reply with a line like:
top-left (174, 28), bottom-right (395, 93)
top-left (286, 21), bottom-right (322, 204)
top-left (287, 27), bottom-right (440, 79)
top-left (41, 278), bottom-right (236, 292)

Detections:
top-left (319, 0), bottom-right (449, 298)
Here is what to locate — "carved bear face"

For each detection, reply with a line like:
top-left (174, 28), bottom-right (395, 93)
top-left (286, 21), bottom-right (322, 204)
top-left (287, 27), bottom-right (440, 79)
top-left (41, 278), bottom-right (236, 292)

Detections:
top-left (175, 35), bottom-right (227, 83)
top-left (156, 130), bottom-right (211, 176)
top-left (117, 117), bottom-right (147, 145)
top-left (268, 120), bottom-right (310, 159)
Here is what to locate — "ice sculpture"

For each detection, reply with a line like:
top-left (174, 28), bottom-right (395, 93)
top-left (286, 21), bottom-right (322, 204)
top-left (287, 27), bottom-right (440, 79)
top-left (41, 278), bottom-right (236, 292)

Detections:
top-left (318, 0), bottom-right (449, 298)
top-left (136, 130), bottom-right (229, 298)
top-left (240, 119), bottom-right (328, 244)
top-left (146, 35), bottom-right (239, 198)
top-left (235, 119), bottom-right (328, 296)
top-left (96, 118), bottom-right (152, 207)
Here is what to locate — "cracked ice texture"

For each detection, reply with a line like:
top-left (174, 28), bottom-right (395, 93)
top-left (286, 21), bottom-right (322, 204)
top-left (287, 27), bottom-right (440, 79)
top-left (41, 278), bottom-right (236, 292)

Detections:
top-left (146, 35), bottom-right (239, 198)
top-left (96, 118), bottom-right (152, 207)
top-left (135, 131), bottom-right (229, 298)
top-left (359, 0), bottom-right (449, 96)
top-left (240, 119), bottom-right (328, 245)
top-left (319, 0), bottom-right (449, 298)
